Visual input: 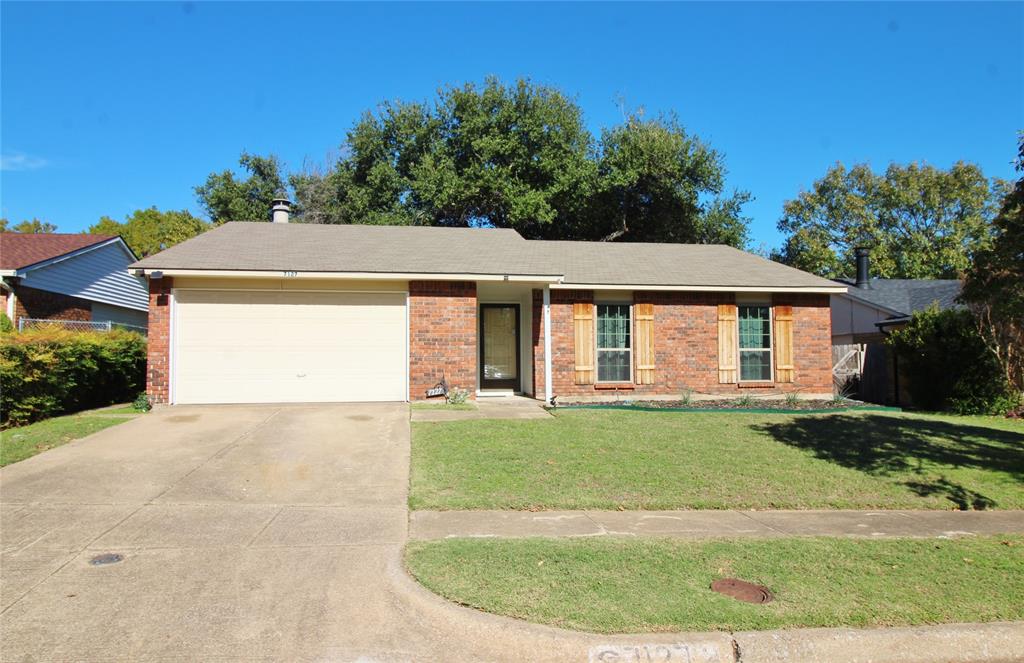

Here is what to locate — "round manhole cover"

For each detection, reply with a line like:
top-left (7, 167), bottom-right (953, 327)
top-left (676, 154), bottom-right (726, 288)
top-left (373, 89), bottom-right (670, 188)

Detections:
top-left (711, 578), bottom-right (773, 604)
top-left (89, 553), bottom-right (124, 566)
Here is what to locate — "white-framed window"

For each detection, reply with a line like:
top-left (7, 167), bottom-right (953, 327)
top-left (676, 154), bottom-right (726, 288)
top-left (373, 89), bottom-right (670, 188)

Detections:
top-left (596, 303), bottom-right (632, 382)
top-left (738, 304), bottom-right (773, 382)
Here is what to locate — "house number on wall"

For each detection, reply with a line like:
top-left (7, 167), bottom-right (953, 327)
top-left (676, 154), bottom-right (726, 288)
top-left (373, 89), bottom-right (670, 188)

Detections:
top-left (282, 271), bottom-right (298, 277)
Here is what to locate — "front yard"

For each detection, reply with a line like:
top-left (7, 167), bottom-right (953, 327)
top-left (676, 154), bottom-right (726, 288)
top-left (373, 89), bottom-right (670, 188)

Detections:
top-left (410, 409), bottom-right (1024, 511)
top-left (406, 535), bottom-right (1024, 632)
top-left (0, 407), bottom-right (143, 466)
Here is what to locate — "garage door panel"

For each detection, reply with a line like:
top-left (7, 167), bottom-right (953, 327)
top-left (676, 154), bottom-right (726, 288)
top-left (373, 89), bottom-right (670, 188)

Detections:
top-left (174, 290), bottom-right (406, 404)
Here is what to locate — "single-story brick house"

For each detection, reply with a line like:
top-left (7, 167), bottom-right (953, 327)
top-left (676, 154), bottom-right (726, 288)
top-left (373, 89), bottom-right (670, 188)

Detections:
top-left (130, 213), bottom-right (845, 406)
top-left (1, 233), bottom-right (149, 330)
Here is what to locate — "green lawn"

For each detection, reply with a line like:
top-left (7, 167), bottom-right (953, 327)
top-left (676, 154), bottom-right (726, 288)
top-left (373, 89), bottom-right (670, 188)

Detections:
top-left (405, 535), bottom-right (1024, 632)
top-left (1, 410), bottom-right (141, 466)
top-left (410, 410), bottom-right (1024, 510)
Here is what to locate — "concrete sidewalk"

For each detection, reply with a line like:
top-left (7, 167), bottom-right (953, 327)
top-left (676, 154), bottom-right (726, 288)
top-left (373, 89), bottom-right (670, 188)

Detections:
top-left (410, 508), bottom-right (1024, 540)
top-left (411, 396), bottom-right (552, 422)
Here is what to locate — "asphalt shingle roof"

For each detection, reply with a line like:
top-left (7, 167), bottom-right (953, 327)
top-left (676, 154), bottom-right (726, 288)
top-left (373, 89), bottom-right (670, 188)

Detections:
top-left (834, 278), bottom-right (963, 316)
top-left (131, 222), bottom-right (842, 290)
top-left (0, 233), bottom-right (115, 270)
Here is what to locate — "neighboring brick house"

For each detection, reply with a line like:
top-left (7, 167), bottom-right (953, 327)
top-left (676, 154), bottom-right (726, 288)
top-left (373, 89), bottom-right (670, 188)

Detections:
top-left (0, 233), bottom-right (149, 330)
top-left (130, 210), bottom-right (845, 406)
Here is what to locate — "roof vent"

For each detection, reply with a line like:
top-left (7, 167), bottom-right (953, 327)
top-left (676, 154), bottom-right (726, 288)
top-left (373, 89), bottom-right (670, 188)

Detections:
top-left (854, 246), bottom-right (871, 289)
top-left (271, 196), bottom-right (291, 224)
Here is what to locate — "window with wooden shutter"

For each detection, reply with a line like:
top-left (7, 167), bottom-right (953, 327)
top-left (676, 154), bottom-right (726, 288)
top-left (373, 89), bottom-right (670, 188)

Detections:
top-left (717, 304), bottom-right (738, 383)
top-left (774, 305), bottom-right (795, 383)
top-left (573, 302), bottom-right (595, 385)
top-left (634, 303), bottom-right (655, 384)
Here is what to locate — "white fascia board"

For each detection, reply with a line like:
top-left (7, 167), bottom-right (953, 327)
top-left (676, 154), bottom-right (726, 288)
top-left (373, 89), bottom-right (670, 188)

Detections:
top-left (551, 283), bottom-right (848, 294)
top-left (135, 268), bottom-right (564, 283)
top-left (0, 270), bottom-right (16, 277)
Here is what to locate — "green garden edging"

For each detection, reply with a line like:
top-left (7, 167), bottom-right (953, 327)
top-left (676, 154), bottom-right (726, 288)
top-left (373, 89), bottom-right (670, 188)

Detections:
top-left (557, 404), bottom-right (903, 415)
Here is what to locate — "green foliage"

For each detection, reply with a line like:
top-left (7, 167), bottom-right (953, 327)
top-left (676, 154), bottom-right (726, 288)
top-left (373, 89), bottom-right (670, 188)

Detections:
top-left (132, 393), bottom-right (152, 412)
top-left (0, 329), bottom-right (147, 426)
top-left (887, 306), bottom-right (1018, 415)
top-left (0, 312), bottom-right (13, 334)
top-left (289, 78), bottom-right (749, 246)
top-left (679, 387), bottom-right (694, 406)
top-left (195, 152), bottom-right (286, 223)
top-left (89, 207), bottom-right (209, 257)
top-left (784, 391), bottom-right (802, 407)
top-left (961, 135), bottom-right (1024, 394)
top-left (733, 394), bottom-right (756, 407)
top-left (446, 387), bottom-right (470, 405)
top-left (776, 162), bottom-right (1008, 278)
top-left (0, 218), bottom-right (58, 233)
top-left (591, 113), bottom-right (750, 245)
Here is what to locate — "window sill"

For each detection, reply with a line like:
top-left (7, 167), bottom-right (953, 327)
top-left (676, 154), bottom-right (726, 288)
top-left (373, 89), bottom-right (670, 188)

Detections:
top-left (594, 383), bottom-right (635, 390)
top-left (738, 382), bottom-right (775, 389)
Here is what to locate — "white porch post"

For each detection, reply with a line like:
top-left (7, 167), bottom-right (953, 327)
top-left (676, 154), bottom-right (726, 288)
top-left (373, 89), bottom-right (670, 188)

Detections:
top-left (543, 285), bottom-right (553, 405)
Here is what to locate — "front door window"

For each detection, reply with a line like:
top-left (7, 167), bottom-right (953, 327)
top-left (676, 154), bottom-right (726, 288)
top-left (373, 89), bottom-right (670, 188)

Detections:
top-left (481, 304), bottom-right (519, 389)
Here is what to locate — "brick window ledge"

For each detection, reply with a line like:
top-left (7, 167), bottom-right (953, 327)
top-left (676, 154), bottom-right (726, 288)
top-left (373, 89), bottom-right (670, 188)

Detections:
top-left (594, 383), bottom-right (636, 391)
top-left (738, 382), bottom-right (775, 389)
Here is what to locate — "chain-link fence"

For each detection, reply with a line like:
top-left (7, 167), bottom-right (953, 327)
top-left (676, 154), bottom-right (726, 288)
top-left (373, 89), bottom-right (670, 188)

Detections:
top-left (16, 318), bottom-right (147, 335)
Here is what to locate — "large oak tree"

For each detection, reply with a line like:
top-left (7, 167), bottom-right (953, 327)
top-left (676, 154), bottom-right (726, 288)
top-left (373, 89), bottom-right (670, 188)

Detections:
top-left (271, 78), bottom-right (749, 245)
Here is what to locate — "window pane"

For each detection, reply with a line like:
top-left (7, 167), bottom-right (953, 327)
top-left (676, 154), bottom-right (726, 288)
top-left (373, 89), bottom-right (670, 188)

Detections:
top-left (740, 350), bottom-right (772, 381)
top-left (738, 306), bottom-right (770, 350)
top-left (598, 350), bottom-right (631, 382)
top-left (597, 305), bottom-right (630, 350)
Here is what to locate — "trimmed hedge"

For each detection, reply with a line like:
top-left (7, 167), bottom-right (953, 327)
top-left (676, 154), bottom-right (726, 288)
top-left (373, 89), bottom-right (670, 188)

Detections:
top-left (0, 328), bottom-right (147, 426)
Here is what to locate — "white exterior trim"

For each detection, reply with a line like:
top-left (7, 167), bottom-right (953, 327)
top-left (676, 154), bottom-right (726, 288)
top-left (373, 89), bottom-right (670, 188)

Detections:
top-left (552, 283), bottom-right (847, 294)
top-left (543, 286), bottom-right (552, 405)
top-left (169, 289), bottom-right (177, 405)
top-left (137, 268), bottom-right (562, 283)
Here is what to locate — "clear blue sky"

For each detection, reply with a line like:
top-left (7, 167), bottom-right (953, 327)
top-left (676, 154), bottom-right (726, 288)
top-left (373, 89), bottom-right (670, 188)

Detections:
top-left (2, 2), bottom-right (1021, 249)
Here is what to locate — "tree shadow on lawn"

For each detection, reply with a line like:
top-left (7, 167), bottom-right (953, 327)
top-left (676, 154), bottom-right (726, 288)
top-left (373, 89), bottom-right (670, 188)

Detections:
top-left (751, 414), bottom-right (1024, 510)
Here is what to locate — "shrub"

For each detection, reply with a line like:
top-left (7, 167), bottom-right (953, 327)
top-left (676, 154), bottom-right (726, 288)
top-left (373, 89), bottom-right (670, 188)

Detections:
top-left (784, 391), bottom-right (802, 407)
top-left (0, 328), bottom-right (147, 425)
top-left (446, 387), bottom-right (470, 405)
top-left (132, 393), bottom-right (152, 412)
top-left (0, 312), bottom-right (13, 334)
top-left (887, 306), bottom-right (1019, 415)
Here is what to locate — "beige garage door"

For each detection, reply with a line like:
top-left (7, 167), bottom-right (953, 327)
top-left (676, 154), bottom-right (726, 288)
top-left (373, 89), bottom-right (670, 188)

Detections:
top-left (173, 290), bottom-right (407, 404)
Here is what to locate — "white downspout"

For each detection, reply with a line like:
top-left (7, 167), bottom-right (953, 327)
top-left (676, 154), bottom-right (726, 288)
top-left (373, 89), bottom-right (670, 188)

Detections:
top-left (543, 286), bottom-right (553, 405)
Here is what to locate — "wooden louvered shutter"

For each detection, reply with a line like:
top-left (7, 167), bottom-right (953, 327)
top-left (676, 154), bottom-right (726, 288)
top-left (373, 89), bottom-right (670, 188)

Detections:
top-left (573, 303), bottom-right (595, 385)
top-left (774, 305), bottom-right (795, 383)
top-left (634, 303), bottom-right (655, 384)
top-left (717, 304), bottom-right (738, 383)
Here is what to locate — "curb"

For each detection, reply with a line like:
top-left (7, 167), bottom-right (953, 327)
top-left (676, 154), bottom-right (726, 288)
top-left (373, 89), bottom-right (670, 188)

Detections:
top-left (733, 622), bottom-right (1024, 663)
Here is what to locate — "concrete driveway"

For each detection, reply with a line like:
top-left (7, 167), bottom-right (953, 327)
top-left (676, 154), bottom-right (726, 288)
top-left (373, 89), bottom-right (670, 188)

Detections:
top-left (0, 404), bottom-right (732, 662)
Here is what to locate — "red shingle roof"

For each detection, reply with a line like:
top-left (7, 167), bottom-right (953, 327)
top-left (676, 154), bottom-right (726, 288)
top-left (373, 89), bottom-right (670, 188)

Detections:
top-left (0, 233), bottom-right (116, 270)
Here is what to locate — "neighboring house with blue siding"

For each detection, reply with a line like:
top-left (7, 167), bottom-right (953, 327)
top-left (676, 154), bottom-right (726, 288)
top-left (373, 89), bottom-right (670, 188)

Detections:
top-left (0, 233), bottom-right (148, 329)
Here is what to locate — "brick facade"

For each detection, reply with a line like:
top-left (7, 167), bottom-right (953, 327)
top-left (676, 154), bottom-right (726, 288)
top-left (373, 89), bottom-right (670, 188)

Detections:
top-left (139, 275), bottom-right (831, 405)
top-left (409, 280), bottom-right (478, 401)
top-left (146, 277), bottom-right (173, 404)
top-left (533, 288), bottom-right (833, 401)
top-left (10, 285), bottom-right (92, 324)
